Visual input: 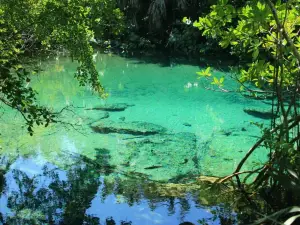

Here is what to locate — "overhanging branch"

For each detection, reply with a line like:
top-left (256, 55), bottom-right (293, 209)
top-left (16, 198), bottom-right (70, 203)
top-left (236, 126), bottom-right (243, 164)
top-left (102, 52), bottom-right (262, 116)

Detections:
top-left (265, 0), bottom-right (300, 63)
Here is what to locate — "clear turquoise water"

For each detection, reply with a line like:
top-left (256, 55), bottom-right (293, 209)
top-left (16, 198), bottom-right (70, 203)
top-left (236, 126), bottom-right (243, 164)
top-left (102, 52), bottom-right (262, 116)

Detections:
top-left (0, 53), bottom-right (270, 224)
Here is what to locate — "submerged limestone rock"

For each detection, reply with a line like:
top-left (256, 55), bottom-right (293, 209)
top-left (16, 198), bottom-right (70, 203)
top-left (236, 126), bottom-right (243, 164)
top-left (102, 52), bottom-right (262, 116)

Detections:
top-left (95, 148), bottom-right (111, 164)
top-left (119, 116), bottom-right (125, 121)
top-left (91, 131), bottom-right (200, 181)
top-left (119, 132), bottom-right (200, 181)
top-left (100, 173), bottom-right (234, 206)
top-left (86, 103), bottom-right (135, 112)
top-left (99, 112), bottom-right (110, 119)
top-left (243, 107), bottom-right (277, 119)
top-left (86, 111), bottom-right (109, 125)
top-left (90, 121), bottom-right (201, 181)
top-left (196, 175), bottom-right (221, 184)
top-left (145, 177), bottom-right (234, 205)
top-left (91, 120), bottom-right (167, 135)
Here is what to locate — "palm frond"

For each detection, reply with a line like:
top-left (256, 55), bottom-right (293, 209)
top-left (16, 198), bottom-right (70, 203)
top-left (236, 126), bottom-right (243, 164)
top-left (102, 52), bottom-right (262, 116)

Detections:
top-left (148, 0), bottom-right (166, 30)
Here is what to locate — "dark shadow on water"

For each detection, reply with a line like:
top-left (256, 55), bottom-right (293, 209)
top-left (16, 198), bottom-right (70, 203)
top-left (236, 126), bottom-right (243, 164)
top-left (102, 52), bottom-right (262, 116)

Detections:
top-left (105, 48), bottom-right (240, 72)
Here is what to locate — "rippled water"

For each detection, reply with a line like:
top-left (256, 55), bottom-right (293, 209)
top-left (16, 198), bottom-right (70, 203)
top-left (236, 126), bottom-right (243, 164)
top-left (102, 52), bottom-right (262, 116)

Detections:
top-left (0, 54), bottom-right (271, 224)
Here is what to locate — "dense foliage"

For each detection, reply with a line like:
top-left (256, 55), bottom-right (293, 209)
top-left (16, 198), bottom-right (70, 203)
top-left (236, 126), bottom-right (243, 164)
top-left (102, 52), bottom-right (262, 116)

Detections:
top-left (114, 0), bottom-right (221, 57)
top-left (187, 0), bottom-right (300, 223)
top-left (0, 0), bottom-right (123, 134)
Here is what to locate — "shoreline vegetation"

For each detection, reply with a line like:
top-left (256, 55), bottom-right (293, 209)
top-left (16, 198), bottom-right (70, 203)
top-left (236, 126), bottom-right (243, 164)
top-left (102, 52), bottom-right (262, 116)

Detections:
top-left (1, 0), bottom-right (300, 224)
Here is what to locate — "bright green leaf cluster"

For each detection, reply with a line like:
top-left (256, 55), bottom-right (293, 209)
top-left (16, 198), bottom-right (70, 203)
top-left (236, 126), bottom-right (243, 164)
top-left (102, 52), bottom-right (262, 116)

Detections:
top-left (192, 0), bottom-right (300, 89)
top-left (196, 67), bottom-right (212, 77)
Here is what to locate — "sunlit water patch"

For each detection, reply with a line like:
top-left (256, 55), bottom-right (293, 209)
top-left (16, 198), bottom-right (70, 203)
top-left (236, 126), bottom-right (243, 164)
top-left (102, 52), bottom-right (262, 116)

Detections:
top-left (0, 54), bottom-right (271, 224)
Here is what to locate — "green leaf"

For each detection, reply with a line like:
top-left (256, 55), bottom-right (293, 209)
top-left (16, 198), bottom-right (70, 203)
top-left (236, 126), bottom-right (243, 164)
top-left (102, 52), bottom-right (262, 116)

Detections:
top-left (196, 67), bottom-right (212, 77)
top-left (284, 215), bottom-right (300, 225)
top-left (220, 77), bottom-right (224, 83)
top-left (212, 77), bottom-right (219, 84)
top-left (257, 2), bottom-right (265, 11)
top-left (220, 0), bottom-right (228, 5)
top-left (252, 49), bottom-right (259, 59)
top-left (220, 39), bottom-right (230, 48)
top-left (205, 67), bottom-right (211, 74)
top-left (287, 169), bottom-right (299, 179)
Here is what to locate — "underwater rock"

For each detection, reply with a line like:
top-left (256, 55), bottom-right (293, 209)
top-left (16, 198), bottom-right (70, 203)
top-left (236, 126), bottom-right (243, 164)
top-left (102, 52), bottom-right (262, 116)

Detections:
top-left (100, 112), bottom-right (110, 119)
top-left (243, 107), bottom-right (277, 119)
top-left (86, 103), bottom-right (135, 112)
top-left (123, 132), bottom-right (199, 181)
top-left (144, 165), bottom-right (163, 170)
top-left (95, 148), bottom-right (111, 163)
top-left (146, 174), bottom-right (232, 198)
top-left (86, 112), bottom-right (109, 125)
top-left (220, 130), bottom-right (232, 136)
top-left (180, 159), bottom-right (189, 164)
top-left (101, 175), bottom-right (234, 207)
top-left (147, 182), bottom-right (200, 197)
top-left (119, 116), bottom-right (125, 121)
top-left (91, 120), bottom-right (167, 135)
top-left (183, 122), bottom-right (192, 127)
top-left (92, 131), bottom-right (199, 182)
top-left (223, 157), bottom-right (233, 161)
top-left (196, 175), bottom-right (221, 184)
top-left (76, 153), bottom-right (115, 174)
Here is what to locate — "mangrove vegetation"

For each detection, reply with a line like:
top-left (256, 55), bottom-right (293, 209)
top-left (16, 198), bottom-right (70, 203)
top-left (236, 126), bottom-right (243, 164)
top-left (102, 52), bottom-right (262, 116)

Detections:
top-left (0, 0), bottom-right (300, 224)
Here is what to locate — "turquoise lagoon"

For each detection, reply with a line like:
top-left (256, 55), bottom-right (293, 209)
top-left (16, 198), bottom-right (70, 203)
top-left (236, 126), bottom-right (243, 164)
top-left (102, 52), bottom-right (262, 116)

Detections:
top-left (0, 54), bottom-right (271, 224)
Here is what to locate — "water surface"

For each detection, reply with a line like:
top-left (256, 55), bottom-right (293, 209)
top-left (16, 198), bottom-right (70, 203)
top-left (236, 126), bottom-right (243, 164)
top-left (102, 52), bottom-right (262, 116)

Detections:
top-left (0, 54), bottom-right (270, 224)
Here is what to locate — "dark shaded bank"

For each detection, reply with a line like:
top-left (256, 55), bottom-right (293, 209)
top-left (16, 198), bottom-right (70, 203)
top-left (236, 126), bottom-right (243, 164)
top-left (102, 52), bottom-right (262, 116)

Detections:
top-left (96, 43), bottom-right (241, 73)
top-left (92, 0), bottom-right (244, 66)
top-left (113, 0), bottom-right (216, 56)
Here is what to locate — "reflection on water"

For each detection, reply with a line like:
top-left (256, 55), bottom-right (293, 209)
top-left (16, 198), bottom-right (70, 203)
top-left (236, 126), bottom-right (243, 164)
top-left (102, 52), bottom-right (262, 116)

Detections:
top-left (0, 154), bottom-right (236, 224)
